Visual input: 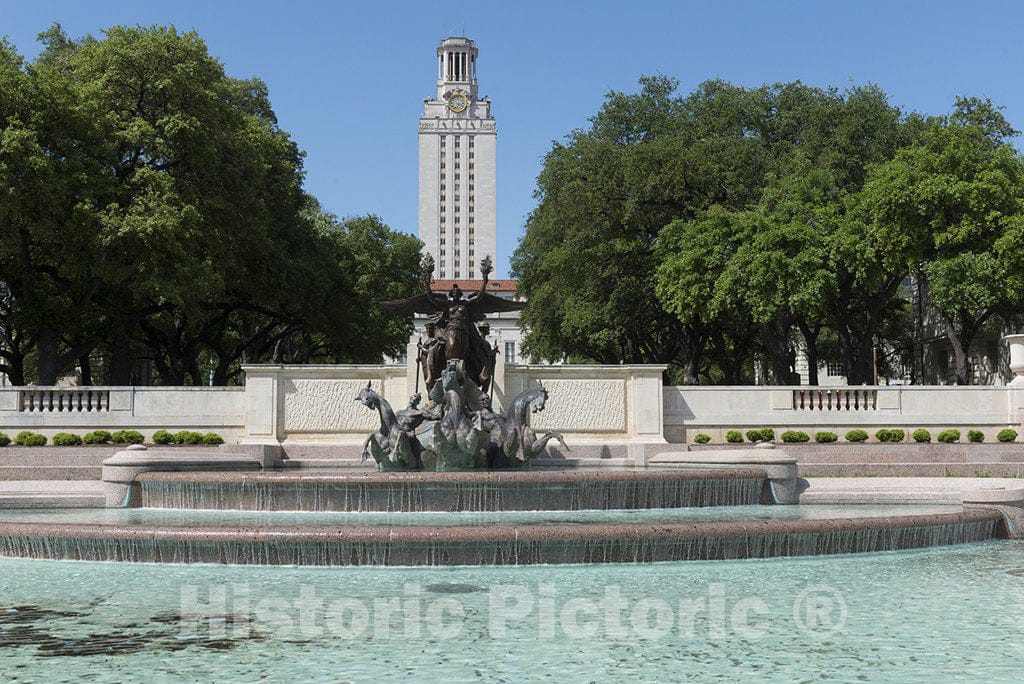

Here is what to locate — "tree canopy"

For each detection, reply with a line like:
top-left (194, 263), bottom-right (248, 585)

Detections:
top-left (515, 75), bottom-right (1024, 384)
top-left (0, 24), bottom-right (419, 385)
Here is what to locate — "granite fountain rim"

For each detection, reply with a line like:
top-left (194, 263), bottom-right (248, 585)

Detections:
top-left (132, 468), bottom-right (771, 484)
top-left (0, 508), bottom-right (1003, 544)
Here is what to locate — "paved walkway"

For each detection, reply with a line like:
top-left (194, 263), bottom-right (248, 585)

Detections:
top-left (801, 477), bottom-right (1024, 504)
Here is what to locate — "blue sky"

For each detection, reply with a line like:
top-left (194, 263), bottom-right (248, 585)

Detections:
top-left (3, 1), bottom-right (1022, 277)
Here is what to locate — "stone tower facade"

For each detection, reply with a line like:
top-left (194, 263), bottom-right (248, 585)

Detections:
top-left (417, 37), bottom-right (496, 280)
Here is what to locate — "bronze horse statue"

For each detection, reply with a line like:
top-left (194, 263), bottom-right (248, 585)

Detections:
top-left (355, 382), bottom-right (425, 470)
top-left (487, 386), bottom-right (570, 466)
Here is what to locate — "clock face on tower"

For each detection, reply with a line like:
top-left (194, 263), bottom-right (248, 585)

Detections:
top-left (448, 93), bottom-right (469, 113)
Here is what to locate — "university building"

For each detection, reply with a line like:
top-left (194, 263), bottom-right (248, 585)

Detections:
top-left (415, 36), bottom-right (526, 364)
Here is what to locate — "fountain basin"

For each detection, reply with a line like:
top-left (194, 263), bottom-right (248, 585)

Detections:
top-left (132, 469), bottom-right (772, 512)
top-left (0, 509), bottom-right (1003, 566)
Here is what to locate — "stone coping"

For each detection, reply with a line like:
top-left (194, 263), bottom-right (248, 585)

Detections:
top-left (133, 468), bottom-right (767, 484)
top-left (0, 509), bottom-right (1000, 543)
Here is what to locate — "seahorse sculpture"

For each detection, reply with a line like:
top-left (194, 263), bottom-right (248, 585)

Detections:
top-left (355, 365), bottom-right (568, 471)
top-left (492, 386), bottom-right (570, 466)
top-left (355, 383), bottom-right (423, 471)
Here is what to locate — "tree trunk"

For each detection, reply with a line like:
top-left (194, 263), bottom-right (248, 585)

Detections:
top-left (760, 319), bottom-right (794, 385)
top-left (36, 327), bottom-right (60, 385)
top-left (942, 310), bottom-right (985, 385)
top-left (78, 355), bottom-right (93, 385)
top-left (105, 332), bottom-right (133, 385)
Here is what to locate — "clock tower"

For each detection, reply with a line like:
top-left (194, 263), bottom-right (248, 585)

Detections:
top-left (418, 37), bottom-right (496, 280)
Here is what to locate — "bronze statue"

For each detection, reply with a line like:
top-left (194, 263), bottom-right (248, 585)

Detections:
top-left (383, 254), bottom-right (523, 393)
top-left (363, 260), bottom-right (568, 471)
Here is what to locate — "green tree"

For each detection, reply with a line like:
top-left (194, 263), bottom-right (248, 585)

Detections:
top-left (513, 77), bottom-right (771, 379)
top-left (857, 98), bottom-right (1024, 383)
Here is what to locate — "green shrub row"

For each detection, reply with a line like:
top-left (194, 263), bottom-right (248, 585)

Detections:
top-left (153, 429), bottom-right (224, 446)
top-left (689, 427), bottom-right (1020, 444)
top-left (0, 430), bottom-right (223, 446)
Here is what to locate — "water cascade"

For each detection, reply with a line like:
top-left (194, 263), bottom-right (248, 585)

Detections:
top-left (0, 509), bottom-right (1004, 566)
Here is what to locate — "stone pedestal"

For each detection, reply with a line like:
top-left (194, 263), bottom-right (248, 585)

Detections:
top-left (1006, 334), bottom-right (1024, 385)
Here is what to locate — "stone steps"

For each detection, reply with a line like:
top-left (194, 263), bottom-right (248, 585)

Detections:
top-left (0, 465), bottom-right (102, 481)
top-left (791, 452), bottom-right (1024, 464)
top-left (0, 447), bottom-right (117, 466)
top-left (0, 480), bottom-right (106, 508)
top-left (799, 462), bottom-right (1024, 478)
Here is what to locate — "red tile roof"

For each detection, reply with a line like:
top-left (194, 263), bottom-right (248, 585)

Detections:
top-left (430, 279), bottom-right (519, 293)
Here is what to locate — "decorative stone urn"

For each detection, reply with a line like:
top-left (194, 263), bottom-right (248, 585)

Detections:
top-left (1005, 335), bottom-right (1024, 385)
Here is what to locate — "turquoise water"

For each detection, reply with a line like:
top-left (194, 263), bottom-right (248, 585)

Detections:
top-left (0, 504), bottom-right (964, 527)
top-left (1, 542), bottom-right (1023, 681)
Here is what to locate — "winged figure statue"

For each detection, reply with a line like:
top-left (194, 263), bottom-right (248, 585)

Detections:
top-left (382, 254), bottom-right (524, 393)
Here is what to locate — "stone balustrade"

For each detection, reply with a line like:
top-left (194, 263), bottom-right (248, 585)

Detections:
top-left (0, 386), bottom-right (246, 440)
top-left (665, 384), bottom-right (1024, 443)
top-left (793, 387), bottom-right (878, 411)
top-left (19, 388), bottom-right (111, 413)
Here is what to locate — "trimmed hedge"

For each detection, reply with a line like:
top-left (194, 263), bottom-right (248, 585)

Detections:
top-left (967, 430), bottom-right (984, 443)
top-left (152, 429), bottom-right (175, 445)
top-left (745, 428), bottom-right (775, 443)
top-left (111, 430), bottom-right (144, 445)
top-left (0, 432), bottom-right (10, 447)
top-left (997, 428), bottom-right (1018, 443)
top-left (845, 429), bottom-right (868, 443)
top-left (202, 432), bottom-right (224, 446)
top-left (937, 429), bottom-right (961, 444)
top-left (14, 431), bottom-right (47, 447)
top-left (725, 430), bottom-right (744, 443)
top-left (814, 431), bottom-right (838, 443)
top-left (52, 432), bottom-right (83, 446)
top-left (912, 429), bottom-right (931, 443)
top-left (875, 429), bottom-right (905, 443)
top-left (83, 430), bottom-right (112, 445)
top-left (692, 433), bottom-right (711, 444)
top-left (174, 430), bottom-right (205, 445)
top-left (781, 430), bottom-right (810, 443)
